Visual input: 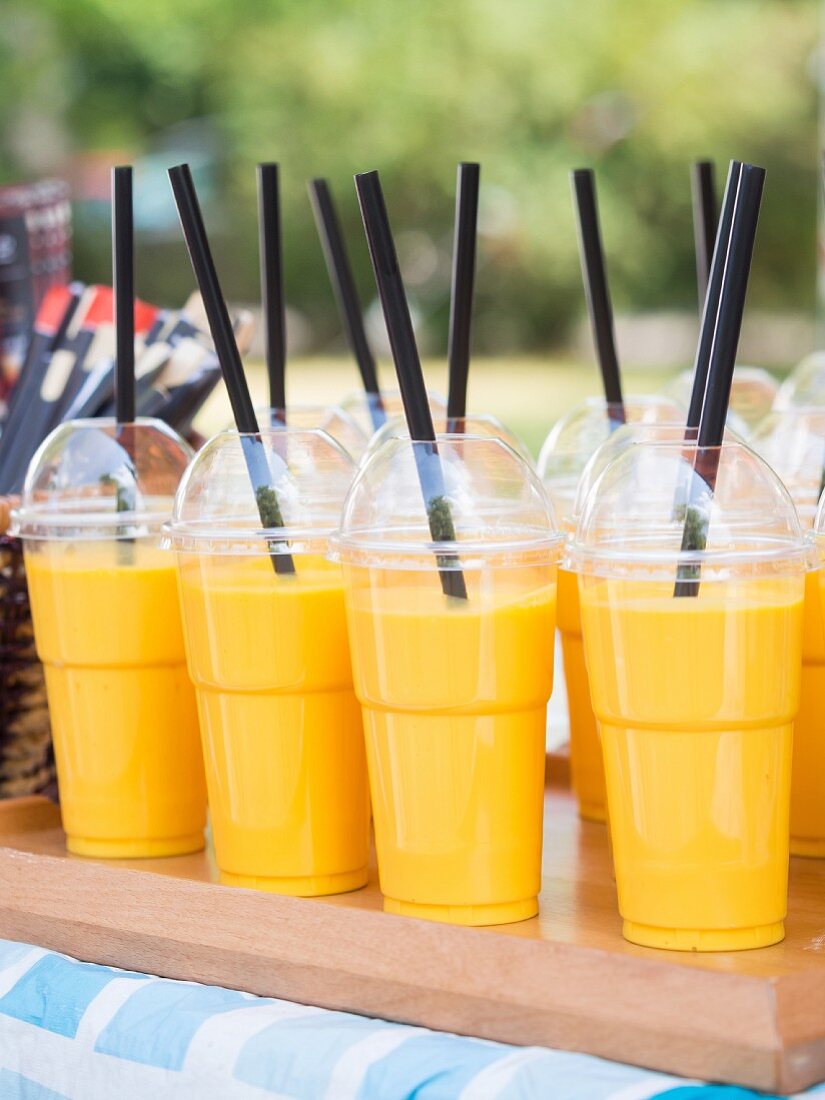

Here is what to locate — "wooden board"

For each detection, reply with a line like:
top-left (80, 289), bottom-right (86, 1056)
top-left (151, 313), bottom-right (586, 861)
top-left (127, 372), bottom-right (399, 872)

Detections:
top-left (2, 773), bottom-right (825, 1095)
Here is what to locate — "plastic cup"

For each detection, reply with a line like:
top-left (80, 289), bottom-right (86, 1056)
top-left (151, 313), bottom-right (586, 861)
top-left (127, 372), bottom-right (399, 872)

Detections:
top-left (164, 427), bottom-right (369, 895)
top-left (754, 409), bottom-right (825, 855)
top-left (361, 411), bottom-right (532, 466)
top-left (332, 436), bottom-right (563, 926)
top-left (340, 387), bottom-right (447, 440)
top-left (564, 417), bottom-right (744, 819)
top-left (774, 353), bottom-right (825, 411)
top-left (568, 440), bottom-right (807, 951)
top-left (538, 395), bottom-right (681, 822)
top-left (13, 418), bottom-right (206, 858)
top-left (663, 366), bottom-right (775, 432)
top-left (572, 420), bottom-right (743, 549)
top-left (254, 403), bottom-right (369, 460)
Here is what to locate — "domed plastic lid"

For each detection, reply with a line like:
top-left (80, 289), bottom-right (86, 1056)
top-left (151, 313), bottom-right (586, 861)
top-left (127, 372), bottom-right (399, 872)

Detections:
top-left (774, 352), bottom-right (825, 412)
top-left (363, 412), bottom-right (531, 465)
top-left (537, 396), bottom-right (682, 520)
top-left (812, 477), bottom-right (825, 552)
top-left (568, 439), bottom-right (808, 580)
top-left (254, 404), bottom-right (369, 460)
top-left (164, 427), bottom-right (355, 555)
top-left (750, 408), bottom-right (825, 526)
top-left (340, 388), bottom-right (447, 438)
top-left (331, 435), bottom-right (563, 570)
top-left (663, 369), bottom-right (763, 434)
top-left (570, 420), bottom-right (742, 532)
top-left (13, 417), bottom-right (192, 541)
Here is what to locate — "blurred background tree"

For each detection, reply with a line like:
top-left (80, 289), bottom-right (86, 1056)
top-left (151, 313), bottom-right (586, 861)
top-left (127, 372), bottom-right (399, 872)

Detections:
top-left (0, 0), bottom-right (819, 357)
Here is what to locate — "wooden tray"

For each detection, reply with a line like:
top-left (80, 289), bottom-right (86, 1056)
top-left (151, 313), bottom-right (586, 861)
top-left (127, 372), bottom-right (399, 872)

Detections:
top-left (1, 761), bottom-right (825, 1095)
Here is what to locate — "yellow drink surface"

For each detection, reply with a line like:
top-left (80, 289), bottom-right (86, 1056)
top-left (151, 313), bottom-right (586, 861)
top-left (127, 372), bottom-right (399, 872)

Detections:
top-left (791, 569), bottom-right (825, 855)
top-left (344, 565), bottom-right (556, 926)
top-left (580, 575), bottom-right (803, 951)
top-left (558, 567), bottom-right (605, 822)
top-left (177, 553), bottom-right (369, 895)
top-left (25, 540), bottom-right (206, 858)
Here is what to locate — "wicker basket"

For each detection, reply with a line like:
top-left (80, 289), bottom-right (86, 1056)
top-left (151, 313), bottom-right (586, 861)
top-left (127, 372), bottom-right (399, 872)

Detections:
top-left (0, 497), bottom-right (56, 799)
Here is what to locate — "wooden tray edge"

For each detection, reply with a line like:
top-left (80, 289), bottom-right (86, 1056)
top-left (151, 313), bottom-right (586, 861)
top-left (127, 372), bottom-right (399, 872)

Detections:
top-left (0, 840), bottom-right (809, 1094)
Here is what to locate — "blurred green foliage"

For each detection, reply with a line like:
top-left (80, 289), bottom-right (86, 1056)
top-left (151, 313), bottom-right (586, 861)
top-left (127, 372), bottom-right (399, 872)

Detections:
top-left (0, 0), bottom-right (819, 352)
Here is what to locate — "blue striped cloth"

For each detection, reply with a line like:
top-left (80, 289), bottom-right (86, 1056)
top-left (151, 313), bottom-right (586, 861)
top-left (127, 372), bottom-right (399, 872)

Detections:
top-left (0, 938), bottom-right (821, 1099)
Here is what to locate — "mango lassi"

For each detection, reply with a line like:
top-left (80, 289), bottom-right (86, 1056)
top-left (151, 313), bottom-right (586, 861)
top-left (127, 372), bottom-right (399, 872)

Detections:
top-left (26, 539), bottom-right (205, 857)
top-left (581, 575), bottom-right (803, 951)
top-left (537, 396), bottom-right (683, 823)
top-left (177, 552), bottom-right (369, 894)
top-left (748, 410), bottom-right (825, 857)
top-left (790, 570), bottom-right (825, 855)
top-left (344, 565), bottom-right (556, 926)
top-left (557, 567), bottom-right (605, 821)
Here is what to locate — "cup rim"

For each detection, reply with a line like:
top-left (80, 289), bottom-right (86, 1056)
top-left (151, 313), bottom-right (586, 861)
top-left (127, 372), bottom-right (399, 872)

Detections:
top-left (329, 526), bottom-right (566, 564)
top-left (12, 500), bottom-right (173, 541)
top-left (161, 517), bottom-right (335, 555)
top-left (565, 534), bottom-right (812, 578)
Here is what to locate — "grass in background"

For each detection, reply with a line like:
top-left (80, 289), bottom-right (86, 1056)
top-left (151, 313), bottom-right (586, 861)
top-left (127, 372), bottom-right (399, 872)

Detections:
top-left (198, 357), bottom-right (691, 456)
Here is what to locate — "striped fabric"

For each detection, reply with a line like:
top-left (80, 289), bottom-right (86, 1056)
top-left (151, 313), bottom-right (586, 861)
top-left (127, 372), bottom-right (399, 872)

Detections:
top-left (0, 939), bottom-right (821, 1099)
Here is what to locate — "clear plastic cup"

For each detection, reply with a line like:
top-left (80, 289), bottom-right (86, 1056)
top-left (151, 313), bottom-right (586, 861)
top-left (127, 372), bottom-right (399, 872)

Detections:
top-left (254, 403), bottom-right (369, 460)
top-left (774, 353), bottom-right (825, 411)
top-left (572, 422), bottom-right (741, 532)
top-left (332, 436), bottom-right (563, 926)
top-left (163, 427), bottom-right (369, 895)
top-left (751, 409), bottom-right (825, 516)
top-left (753, 409), bottom-right (825, 855)
top-left (563, 418), bottom-right (744, 820)
top-left (340, 387), bottom-right (447, 440)
top-left (663, 366), bottom-right (775, 431)
top-left (538, 396), bottom-right (683, 520)
top-left (13, 418), bottom-right (206, 858)
top-left (537, 395), bottom-right (681, 822)
top-left (362, 411), bottom-right (532, 465)
top-left (568, 440), bottom-right (807, 951)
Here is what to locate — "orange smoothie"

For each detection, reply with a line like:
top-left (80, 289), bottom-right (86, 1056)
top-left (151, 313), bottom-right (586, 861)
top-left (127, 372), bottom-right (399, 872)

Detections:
top-left (791, 569), bottom-right (825, 856)
top-left (177, 553), bottom-right (369, 895)
top-left (558, 566), bottom-right (605, 821)
top-left (25, 539), bottom-right (205, 857)
top-left (344, 565), bottom-right (557, 926)
top-left (580, 575), bottom-right (803, 951)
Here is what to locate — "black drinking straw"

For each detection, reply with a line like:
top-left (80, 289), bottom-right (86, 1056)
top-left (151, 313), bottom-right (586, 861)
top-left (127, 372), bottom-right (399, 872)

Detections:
top-left (354, 169), bottom-right (467, 600)
top-left (111, 166), bottom-right (138, 543)
top-left (685, 161), bottom-right (742, 432)
top-left (570, 168), bottom-right (625, 423)
top-left (112, 167), bottom-right (135, 426)
top-left (691, 160), bottom-right (717, 310)
top-left (308, 178), bottom-right (386, 430)
top-left (168, 163), bottom-right (295, 575)
top-left (446, 162), bottom-right (480, 426)
top-left (257, 163), bottom-right (287, 422)
top-left (674, 162), bottom-right (766, 598)
top-left (696, 166), bottom-right (764, 453)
